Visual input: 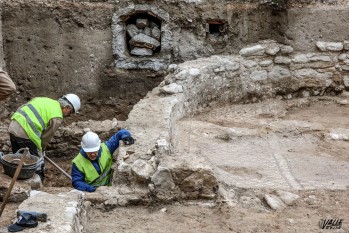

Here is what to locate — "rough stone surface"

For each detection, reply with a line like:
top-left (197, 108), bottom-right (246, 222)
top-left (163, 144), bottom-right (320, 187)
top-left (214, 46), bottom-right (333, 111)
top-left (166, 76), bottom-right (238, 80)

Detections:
top-left (12, 190), bottom-right (85, 233)
top-left (126, 24), bottom-right (140, 38)
top-left (130, 47), bottom-right (153, 56)
top-left (151, 166), bottom-right (175, 189)
top-left (0, 172), bottom-right (32, 203)
top-left (239, 45), bottom-right (265, 56)
top-left (316, 41), bottom-right (343, 52)
top-left (129, 33), bottom-right (160, 50)
top-left (160, 83), bottom-right (183, 94)
top-left (131, 159), bottom-right (156, 182)
top-left (276, 190), bottom-right (300, 205)
top-left (264, 194), bottom-right (286, 210)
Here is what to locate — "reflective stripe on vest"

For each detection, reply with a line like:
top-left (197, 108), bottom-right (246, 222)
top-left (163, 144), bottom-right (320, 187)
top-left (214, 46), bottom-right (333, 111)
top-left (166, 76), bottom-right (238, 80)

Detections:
top-left (17, 108), bottom-right (40, 138)
top-left (17, 103), bottom-right (45, 138)
top-left (90, 167), bottom-right (113, 187)
top-left (11, 97), bottom-right (63, 151)
top-left (72, 143), bottom-right (113, 187)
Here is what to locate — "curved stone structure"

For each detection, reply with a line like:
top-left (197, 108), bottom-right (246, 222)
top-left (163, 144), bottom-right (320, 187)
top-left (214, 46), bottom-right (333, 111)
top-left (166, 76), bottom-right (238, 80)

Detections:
top-left (113, 39), bottom-right (349, 201)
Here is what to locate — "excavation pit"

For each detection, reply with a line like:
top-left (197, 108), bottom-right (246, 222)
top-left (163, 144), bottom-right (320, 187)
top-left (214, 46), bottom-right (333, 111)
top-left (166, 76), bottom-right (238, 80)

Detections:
top-left (1, 0), bottom-right (349, 232)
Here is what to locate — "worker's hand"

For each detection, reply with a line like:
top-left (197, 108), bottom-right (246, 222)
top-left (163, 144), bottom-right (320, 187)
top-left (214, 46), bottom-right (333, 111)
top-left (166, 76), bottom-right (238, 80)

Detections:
top-left (122, 136), bottom-right (135, 145)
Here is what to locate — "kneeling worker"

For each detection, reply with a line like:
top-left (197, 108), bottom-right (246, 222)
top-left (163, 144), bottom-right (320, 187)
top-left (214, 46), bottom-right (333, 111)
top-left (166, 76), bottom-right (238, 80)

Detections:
top-left (72, 130), bottom-right (134, 192)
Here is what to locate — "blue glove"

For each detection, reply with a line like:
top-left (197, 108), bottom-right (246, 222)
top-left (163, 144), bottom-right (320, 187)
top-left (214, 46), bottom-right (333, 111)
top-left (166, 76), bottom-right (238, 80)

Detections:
top-left (122, 136), bottom-right (135, 145)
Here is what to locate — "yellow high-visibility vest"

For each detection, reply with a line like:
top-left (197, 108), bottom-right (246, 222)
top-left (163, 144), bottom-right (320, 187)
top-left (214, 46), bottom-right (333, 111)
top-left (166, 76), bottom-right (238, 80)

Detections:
top-left (11, 97), bottom-right (63, 151)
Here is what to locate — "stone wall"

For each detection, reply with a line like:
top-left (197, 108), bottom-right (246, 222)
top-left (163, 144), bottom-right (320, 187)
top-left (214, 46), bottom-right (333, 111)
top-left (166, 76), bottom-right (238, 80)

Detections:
top-left (161, 39), bottom-right (349, 114)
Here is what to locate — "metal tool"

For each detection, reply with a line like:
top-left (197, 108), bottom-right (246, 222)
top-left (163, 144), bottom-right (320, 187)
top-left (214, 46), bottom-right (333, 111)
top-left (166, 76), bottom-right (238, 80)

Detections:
top-left (0, 148), bottom-right (29, 217)
top-left (44, 155), bottom-right (72, 180)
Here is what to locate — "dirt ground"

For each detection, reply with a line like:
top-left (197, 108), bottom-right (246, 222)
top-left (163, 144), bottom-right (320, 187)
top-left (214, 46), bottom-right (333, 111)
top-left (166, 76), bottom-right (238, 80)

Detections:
top-left (86, 190), bottom-right (348, 233)
top-left (1, 96), bottom-right (349, 232)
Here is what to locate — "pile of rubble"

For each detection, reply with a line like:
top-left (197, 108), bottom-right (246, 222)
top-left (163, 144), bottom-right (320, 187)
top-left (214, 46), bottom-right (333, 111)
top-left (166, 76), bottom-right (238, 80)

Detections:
top-left (126, 18), bottom-right (161, 56)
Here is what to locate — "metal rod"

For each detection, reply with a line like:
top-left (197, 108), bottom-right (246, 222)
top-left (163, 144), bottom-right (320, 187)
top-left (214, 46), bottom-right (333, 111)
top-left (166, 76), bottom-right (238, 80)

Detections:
top-left (0, 148), bottom-right (29, 217)
top-left (44, 155), bottom-right (72, 180)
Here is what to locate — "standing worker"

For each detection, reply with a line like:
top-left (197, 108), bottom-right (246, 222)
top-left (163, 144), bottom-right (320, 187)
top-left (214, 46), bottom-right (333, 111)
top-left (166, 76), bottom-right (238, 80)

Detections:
top-left (0, 68), bottom-right (16, 101)
top-left (72, 130), bottom-right (134, 192)
top-left (8, 94), bottom-right (81, 180)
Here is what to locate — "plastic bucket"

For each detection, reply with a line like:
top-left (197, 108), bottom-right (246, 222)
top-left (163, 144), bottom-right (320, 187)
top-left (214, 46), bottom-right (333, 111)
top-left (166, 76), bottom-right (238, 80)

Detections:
top-left (0, 149), bottom-right (43, 179)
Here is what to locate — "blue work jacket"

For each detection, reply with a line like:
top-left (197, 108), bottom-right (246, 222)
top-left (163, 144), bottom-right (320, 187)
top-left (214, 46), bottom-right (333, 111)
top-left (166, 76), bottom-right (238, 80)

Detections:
top-left (71, 129), bottom-right (131, 192)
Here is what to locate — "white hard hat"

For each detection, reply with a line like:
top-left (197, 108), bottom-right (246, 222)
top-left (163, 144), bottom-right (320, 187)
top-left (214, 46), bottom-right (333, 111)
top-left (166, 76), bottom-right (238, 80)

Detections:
top-left (63, 93), bottom-right (81, 113)
top-left (81, 131), bottom-right (101, 152)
